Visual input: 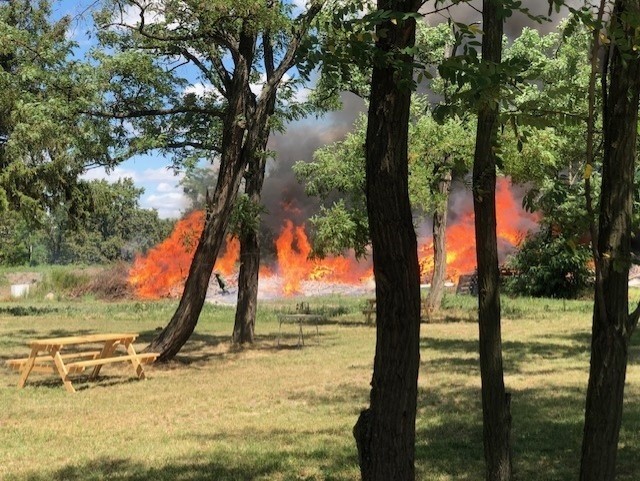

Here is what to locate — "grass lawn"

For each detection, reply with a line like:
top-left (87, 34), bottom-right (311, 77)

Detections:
top-left (0, 293), bottom-right (638, 480)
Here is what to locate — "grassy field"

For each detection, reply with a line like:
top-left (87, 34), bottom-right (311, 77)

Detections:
top-left (1, 293), bottom-right (639, 481)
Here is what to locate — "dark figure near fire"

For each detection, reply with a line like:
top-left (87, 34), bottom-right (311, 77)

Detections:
top-left (214, 272), bottom-right (229, 294)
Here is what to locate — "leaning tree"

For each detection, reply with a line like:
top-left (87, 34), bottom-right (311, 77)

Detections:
top-left (92, 0), bottom-right (324, 356)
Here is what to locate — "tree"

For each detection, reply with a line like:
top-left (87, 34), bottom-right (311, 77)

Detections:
top-left (92, 0), bottom-right (325, 359)
top-left (48, 178), bottom-right (171, 264)
top-left (579, 0), bottom-right (640, 478)
top-left (0, 0), bottom-right (112, 230)
top-left (471, 1), bottom-right (512, 479)
top-left (351, 2), bottom-right (423, 480)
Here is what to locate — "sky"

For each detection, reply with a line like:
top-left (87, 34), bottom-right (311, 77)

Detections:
top-left (54, 0), bottom-right (576, 220)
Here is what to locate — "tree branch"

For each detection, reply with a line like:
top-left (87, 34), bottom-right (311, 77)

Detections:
top-left (85, 106), bottom-right (225, 119)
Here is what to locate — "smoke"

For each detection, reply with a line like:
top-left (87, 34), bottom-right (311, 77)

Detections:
top-left (260, 2), bottom-right (575, 247)
top-left (262, 92), bottom-right (366, 233)
top-left (422, 0), bottom-right (583, 37)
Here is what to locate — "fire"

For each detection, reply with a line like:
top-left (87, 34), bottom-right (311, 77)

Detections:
top-left (274, 220), bottom-right (372, 295)
top-left (419, 177), bottom-right (538, 282)
top-left (128, 210), bottom-right (239, 299)
top-left (128, 178), bottom-right (537, 299)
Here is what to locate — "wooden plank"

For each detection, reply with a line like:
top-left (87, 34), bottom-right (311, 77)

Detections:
top-left (29, 333), bottom-right (138, 348)
top-left (6, 350), bottom-right (102, 368)
top-left (17, 347), bottom-right (39, 389)
top-left (51, 348), bottom-right (75, 393)
top-left (66, 353), bottom-right (158, 371)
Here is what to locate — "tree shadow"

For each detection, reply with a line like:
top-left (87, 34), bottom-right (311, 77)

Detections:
top-left (9, 442), bottom-right (359, 481)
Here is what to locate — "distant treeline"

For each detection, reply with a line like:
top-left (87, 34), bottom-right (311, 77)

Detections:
top-left (0, 178), bottom-right (174, 266)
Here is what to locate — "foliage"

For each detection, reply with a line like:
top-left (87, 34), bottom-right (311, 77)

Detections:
top-left (0, 295), bottom-right (638, 480)
top-left (0, 178), bottom-right (173, 266)
top-left (0, 0), bottom-right (113, 222)
top-left (504, 229), bottom-right (593, 299)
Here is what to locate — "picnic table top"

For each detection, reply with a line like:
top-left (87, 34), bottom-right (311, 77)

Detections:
top-left (29, 333), bottom-right (138, 348)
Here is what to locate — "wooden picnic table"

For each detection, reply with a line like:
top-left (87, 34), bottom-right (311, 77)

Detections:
top-left (6, 333), bottom-right (157, 393)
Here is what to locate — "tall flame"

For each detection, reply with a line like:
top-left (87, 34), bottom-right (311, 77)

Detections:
top-left (418, 177), bottom-right (538, 282)
top-left (273, 220), bottom-right (372, 295)
top-left (128, 211), bottom-right (239, 299)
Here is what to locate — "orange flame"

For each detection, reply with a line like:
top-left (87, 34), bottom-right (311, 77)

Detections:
top-left (128, 178), bottom-right (537, 299)
top-left (274, 220), bottom-right (373, 296)
top-left (419, 178), bottom-right (538, 282)
top-left (128, 210), bottom-right (239, 299)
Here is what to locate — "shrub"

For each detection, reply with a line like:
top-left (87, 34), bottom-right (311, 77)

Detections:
top-left (503, 231), bottom-right (593, 299)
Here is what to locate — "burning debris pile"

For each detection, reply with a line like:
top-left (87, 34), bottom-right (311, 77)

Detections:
top-left (128, 211), bottom-right (239, 299)
top-left (128, 178), bottom-right (538, 301)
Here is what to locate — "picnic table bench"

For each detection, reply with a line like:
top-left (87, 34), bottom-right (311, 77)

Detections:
top-left (6, 333), bottom-right (157, 393)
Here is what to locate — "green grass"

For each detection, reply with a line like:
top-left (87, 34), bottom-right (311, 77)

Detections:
top-left (0, 293), bottom-right (638, 480)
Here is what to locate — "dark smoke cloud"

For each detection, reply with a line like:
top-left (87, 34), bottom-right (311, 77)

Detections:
top-left (261, 2), bottom-right (577, 244)
top-left (262, 93), bottom-right (366, 234)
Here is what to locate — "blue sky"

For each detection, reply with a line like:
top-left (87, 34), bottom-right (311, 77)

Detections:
top-left (54, 0), bottom-right (315, 220)
top-left (53, 0), bottom-right (194, 219)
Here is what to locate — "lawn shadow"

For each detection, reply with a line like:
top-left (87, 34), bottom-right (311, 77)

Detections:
top-left (6, 443), bottom-right (359, 481)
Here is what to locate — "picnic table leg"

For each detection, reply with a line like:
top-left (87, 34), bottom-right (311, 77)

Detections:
top-left (51, 348), bottom-right (75, 393)
top-left (298, 320), bottom-right (304, 347)
top-left (123, 341), bottom-right (146, 380)
top-left (89, 340), bottom-right (118, 380)
top-left (17, 347), bottom-right (39, 389)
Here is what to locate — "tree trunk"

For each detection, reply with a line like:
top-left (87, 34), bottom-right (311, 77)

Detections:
top-left (232, 30), bottom-right (277, 345)
top-left (353, 1), bottom-right (422, 480)
top-left (425, 167), bottom-right (452, 316)
top-left (146, 28), bottom-right (257, 361)
top-left (473, 2), bottom-right (512, 480)
top-left (233, 224), bottom-right (259, 344)
top-left (232, 149), bottom-right (267, 344)
top-left (579, 2), bottom-right (640, 478)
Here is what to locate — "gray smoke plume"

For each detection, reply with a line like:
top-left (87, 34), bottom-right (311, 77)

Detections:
top-left (261, 2), bottom-right (577, 246)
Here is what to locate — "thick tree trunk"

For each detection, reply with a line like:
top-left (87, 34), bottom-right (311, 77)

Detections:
top-left (233, 225), bottom-right (259, 344)
top-left (146, 29), bottom-right (257, 361)
top-left (473, 2), bottom-right (512, 480)
top-left (425, 168), bottom-right (452, 316)
top-left (353, 1), bottom-right (422, 480)
top-left (232, 30), bottom-right (277, 345)
top-left (579, 2), bottom-right (640, 478)
top-left (232, 150), bottom-right (267, 344)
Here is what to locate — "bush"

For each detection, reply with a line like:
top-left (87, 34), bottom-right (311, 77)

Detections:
top-left (503, 231), bottom-right (593, 299)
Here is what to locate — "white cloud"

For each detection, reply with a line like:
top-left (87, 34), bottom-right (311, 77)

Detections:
top-left (120, 1), bottom-right (165, 27)
top-left (156, 182), bottom-right (174, 193)
top-left (81, 163), bottom-right (188, 219)
top-left (144, 191), bottom-right (190, 219)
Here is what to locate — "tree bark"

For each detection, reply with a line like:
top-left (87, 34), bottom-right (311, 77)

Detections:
top-left (473, 2), bottom-right (512, 480)
top-left (579, 2), bottom-right (640, 478)
top-left (232, 137), bottom-right (268, 345)
top-left (232, 29), bottom-right (277, 345)
top-left (424, 167), bottom-right (452, 316)
top-left (353, 1), bottom-right (422, 480)
top-left (146, 27), bottom-right (257, 361)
